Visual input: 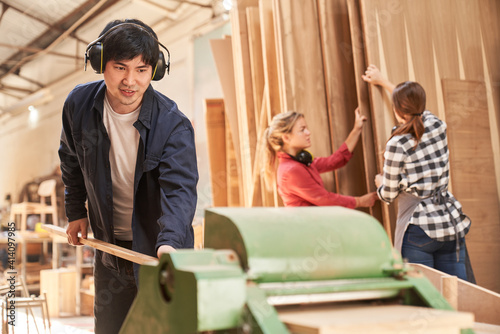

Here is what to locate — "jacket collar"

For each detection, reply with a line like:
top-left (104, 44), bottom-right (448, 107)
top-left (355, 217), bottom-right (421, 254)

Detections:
top-left (136, 85), bottom-right (155, 130)
top-left (91, 81), bottom-right (107, 117)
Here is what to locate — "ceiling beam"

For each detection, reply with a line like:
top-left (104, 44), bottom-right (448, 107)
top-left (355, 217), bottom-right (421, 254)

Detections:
top-left (0, 0), bottom-right (119, 80)
top-left (0, 83), bottom-right (34, 94)
top-left (0, 42), bottom-right (80, 60)
top-left (0, 0), bottom-right (88, 45)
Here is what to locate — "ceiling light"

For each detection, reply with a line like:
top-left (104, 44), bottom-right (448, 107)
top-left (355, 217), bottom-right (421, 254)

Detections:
top-left (222, 0), bottom-right (232, 11)
top-left (212, 0), bottom-right (232, 17)
top-left (28, 105), bottom-right (39, 127)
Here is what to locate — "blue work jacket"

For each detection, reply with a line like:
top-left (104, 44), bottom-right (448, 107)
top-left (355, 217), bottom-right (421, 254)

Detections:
top-left (59, 80), bottom-right (198, 273)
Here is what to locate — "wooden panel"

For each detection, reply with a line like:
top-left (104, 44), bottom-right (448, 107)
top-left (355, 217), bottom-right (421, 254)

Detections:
top-left (231, 0), bottom-right (259, 206)
top-left (453, 1), bottom-right (483, 81)
top-left (442, 79), bottom-right (500, 293)
top-left (359, 0), bottom-right (409, 158)
top-left (209, 37), bottom-right (244, 204)
top-left (246, 7), bottom-right (264, 207)
top-left (204, 99), bottom-right (228, 207)
top-left (259, 0), bottom-right (282, 206)
top-left (404, 0), bottom-right (438, 113)
top-left (358, 0), bottom-right (402, 239)
top-left (317, 0), bottom-right (368, 210)
top-left (246, 7), bottom-right (265, 129)
top-left (41, 268), bottom-right (77, 317)
top-left (411, 263), bottom-right (500, 326)
top-left (259, 0), bottom-right (282, 119)
top-left (429, 0), bottom-right (459, 79)
top-left (478, 0), bottom-right (500, 204)
top-left (226, 115), bottom-right (241, 207)
top-left (346, 0), bottom-right (386, 235)
top-left (273, 0), bottom-right (334, 191)
top-left (193, 219), bottom-right (204, 249)
top-left (278, 303), bottom-right (474, 334)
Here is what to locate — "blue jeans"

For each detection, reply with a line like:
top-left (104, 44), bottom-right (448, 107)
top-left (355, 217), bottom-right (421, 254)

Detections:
top-left (402, 224), bottom-right (467, 280)
top-left (94, 240), bottom-right (137, 334)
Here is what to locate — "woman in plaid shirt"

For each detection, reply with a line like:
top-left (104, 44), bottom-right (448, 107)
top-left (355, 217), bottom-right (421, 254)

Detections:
top-left (363, 65), bottom-right (471, 280)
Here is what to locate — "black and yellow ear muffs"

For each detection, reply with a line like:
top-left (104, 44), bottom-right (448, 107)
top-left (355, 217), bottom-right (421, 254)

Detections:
top-left (289, 150), bottom-right (314, 166)
top-left (84, 22), bottom-right (170, 81)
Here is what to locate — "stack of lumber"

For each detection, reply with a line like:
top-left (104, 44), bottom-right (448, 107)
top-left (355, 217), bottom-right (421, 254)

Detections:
top-left (207, 0), bottom-right (500, 294)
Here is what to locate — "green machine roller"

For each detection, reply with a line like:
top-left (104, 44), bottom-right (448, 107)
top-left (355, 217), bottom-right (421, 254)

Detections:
top-left (120, 207), bottom-right (474, 333)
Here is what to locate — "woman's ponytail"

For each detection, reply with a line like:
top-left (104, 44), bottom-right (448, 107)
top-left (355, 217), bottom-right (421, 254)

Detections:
top-left (390, 81), bottom-right (426, 148)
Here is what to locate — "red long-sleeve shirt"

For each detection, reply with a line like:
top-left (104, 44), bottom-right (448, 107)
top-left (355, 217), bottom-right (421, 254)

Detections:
top-left (277, 142), bottom-right (356, 208)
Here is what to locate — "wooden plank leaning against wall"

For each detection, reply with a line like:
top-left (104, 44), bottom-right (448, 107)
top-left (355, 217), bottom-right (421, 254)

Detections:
top-left (317, 0), bottom-right (383, 224)
top-left (231, 0), bottom-right (259, 207)
top-left (272, 0), bottom-right (336, 193)
top-left (209, 36), bottom-right (243, 206)
top-left (345, 0), bottom-right (388, 237)
top-left (442, 79), bottom-right (500, 295)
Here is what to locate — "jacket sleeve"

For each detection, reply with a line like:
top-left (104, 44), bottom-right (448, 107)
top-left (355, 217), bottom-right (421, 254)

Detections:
top-left (282, 164), bottom-right (356, 208)
top-left (377, 139), bottom-right (405, 204)
top-left (58, 97), bottom-right (88, 222)
top-left (313, 142), bottom-right (353, 173)
top-left (155, 123), bottom-right (199, 250)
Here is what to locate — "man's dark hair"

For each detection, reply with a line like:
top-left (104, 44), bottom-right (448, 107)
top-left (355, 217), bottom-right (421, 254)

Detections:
top-left (99, 19), bottom-right (159, 70)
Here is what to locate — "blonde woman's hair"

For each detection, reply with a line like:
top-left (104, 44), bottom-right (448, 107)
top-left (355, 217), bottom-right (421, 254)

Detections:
top-left (262, 111), bottom-right (304, 190)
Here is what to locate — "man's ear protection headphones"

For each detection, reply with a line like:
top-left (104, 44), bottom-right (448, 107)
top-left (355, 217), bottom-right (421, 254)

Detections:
top-left (84, 22), bottom-right (170, 81)
top-left (290, 150), bottom-right (314, 166)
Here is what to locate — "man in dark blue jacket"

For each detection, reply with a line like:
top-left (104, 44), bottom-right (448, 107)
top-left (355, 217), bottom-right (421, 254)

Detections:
top-left (58, 19), bottom-right (198, 333)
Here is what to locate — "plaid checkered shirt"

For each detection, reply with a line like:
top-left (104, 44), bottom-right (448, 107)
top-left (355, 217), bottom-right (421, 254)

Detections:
top-left (377, 110), bottom-right (471, 241)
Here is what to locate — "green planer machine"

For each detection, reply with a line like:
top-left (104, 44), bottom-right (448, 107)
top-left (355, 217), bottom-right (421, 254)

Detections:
top-left (120, 207), bottom-right (474, 333)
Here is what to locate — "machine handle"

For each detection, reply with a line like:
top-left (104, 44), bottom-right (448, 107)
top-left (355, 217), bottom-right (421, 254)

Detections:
top-left (42, 224), bottom-right (159, 265)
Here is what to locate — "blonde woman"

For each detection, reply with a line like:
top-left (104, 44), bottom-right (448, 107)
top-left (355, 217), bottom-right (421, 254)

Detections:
top-left (263, 109), bottom-right (377, 208)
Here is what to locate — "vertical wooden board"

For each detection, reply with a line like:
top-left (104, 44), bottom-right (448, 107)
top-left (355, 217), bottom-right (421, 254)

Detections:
top-left (231, 0), bottom-right (259, 206)
top-left (252, 94), bottom-right (278, 207)
top-left (479, 0), bottom-right (500, 201)
top-left (410, 263), bottom-right (500, 326)
top-left (479, 0), bottom-right (500, 89)
top-left (442, 79), bottom-right (500, 293)
top-left (403, 0), bottom-right (438, 113)
top-left (452, 1), bottom-right (484, 81)
top-left (259, 0), bottom-right (282, 119)
top-left (246, 7), bottom-right (265, 130)
top-left (429, 0), bottom-right (459, 80)
top-left (317, 0), bottom-right (368, 204)
top-left (210, 37), bottom-right (244, 203)
top-left (226, 115), bottom-right (241, 207)
top-left (204, 99), bottom-right (228, 207)
top-left (359, 0), bottom-right (406, 240)
top-left (346, 0), bottom-right (385, 234)
top-left (273, 0), bottom-right (334, 191)
top-left (246, 7), bottom-right (265, 207)
top-left (359, 0), bottom-right (408, 167)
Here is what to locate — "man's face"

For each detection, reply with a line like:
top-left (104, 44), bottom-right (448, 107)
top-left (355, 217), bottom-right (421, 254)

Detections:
top-left (103, 55), bottom-right (152, 114)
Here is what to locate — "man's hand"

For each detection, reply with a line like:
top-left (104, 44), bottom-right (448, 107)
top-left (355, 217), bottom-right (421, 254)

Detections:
top-left (66, 218), bottom-right (89, 246)
top-left (157, 245), bottom-right (176, 258)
